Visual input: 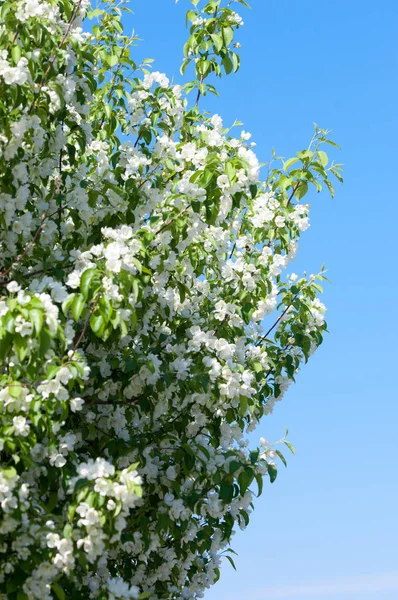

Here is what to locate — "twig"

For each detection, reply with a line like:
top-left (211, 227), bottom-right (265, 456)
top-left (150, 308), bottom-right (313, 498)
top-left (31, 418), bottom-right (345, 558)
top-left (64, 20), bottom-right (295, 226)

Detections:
top-left (29, 0), bottom-right (83, 113)
top-left (58, 149), bottom-right (63, 239)
top-left (0, 263), bottom-right (73, 287)
top-left (195, 75), bottom-right (204, 107)
top-left (11, 28), bottom-right (20, 45)
top-left (97, 36), bottom-right (137, 132)
top-left (229, 208), bottom-right (247, 259)
top-left (286, 135), bottom-right (319, 206)
top-left (154, 206), bottom-right (189, 236)
top-left (0, 178), bottom-right (61, 280)
top-left (72, 296), bottom-right (100, 353)
top-left (255, 293), bottom-right (299, 347)
top-left (286, 181), bottom-right (301, 206)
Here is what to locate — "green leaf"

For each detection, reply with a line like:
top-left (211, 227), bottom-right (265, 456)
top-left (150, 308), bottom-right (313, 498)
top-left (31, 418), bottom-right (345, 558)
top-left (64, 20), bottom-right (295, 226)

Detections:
top-left (297, 149), bottom-right (313, 160)
top-left (177, 282), bottom-right (187, 303)
top-left (130, 309), bottom-right (137, 331)
top-left (46, 491), bottom-right (59, 513)
top-left (222, 54), bottom-right (233, 75)
top-left (225, 161), bottom-right (235, 183)
top-left (62, 293), bottom-right (76, 315)
top-left (186, 9), bottom-right (197, 25)
top-left (325, 179), bottom-right (335, 198)
top-left (120, 319), bottom-right (128, 338)
top-left (317, 150), bottom-right (328, 166)
top-left (0, 332), bottom-right (12, 361)
top-left (222, 26), bottom-right (234, 46)
top-left (51, 583), bottom-right (66, 600)
top-left (238, 467), bottom-right (254, 495)
top-left (88, 8), bottom-right (105, 18)
top-left (105, 54), bottom-right (118, 67)
top-left (197, 445), bottom-right (210, 460)
top-left (180, 58), bottom-right (190, 75)
top-left (275, 449), bottom-right (287, 467)
top-left (283, 440), bottom-right (296, 455)
top-left (255, 473), bottom-right (263, 496)
top-left (80, 268), bottom-right (98, 300)
top-left (284, 157), bottom-right (299, 171)
top-left (278, 175), bottom-right (291, 191)
top-left (71, 294), bottom-right (85, 322)
top-left (229, 460), bottom-right (241, 474)
top-left (110, 309), bottom-right (121, 329)
top-left (295, 181), bottom-right (308, 200)
top-left (231, 52), bottom-right (240, 72)
top-left (90, 312), bottom-right (105, 335)
top-left (29, 308), bottom-right (43, 335)
top-left (267, 463), bottom-right (278, 483)
top-left (14, 335), bottom-right (28, 362)
top-left (98, 296), bottom-right (112, 322)
top-left (249, 183), bottom-right (257, 199)
top-left (6, 582), bottom-right (17, 594)
top-left (240, 509), bottom-right (250, 526)
top-left (2, 466), bottom-right (17, 479)
top-left (211, 32), bottom-right (224, 53)
top-left (8, 382), bottom-right (22, 398)
top-left (11, 45), bottom-right (22, 64)
top-left (197, 59), bottom-right (211, 77)
top-left (39, 329), bottom-right (52, 354)
top-left (238, 396), bottom-right (247, 417)
top-left (330, 168), bottom-right (343, 183)
top-left (4, 312), bottom-right (15, 333)
top-left (219, 482), bottom-right (234, 502)
top-left (319, 137), bottom-right (341, 149)
top-left (104, 104), bottom-right (112, 120)
top-left (225, 555), bottom-right (237, 570)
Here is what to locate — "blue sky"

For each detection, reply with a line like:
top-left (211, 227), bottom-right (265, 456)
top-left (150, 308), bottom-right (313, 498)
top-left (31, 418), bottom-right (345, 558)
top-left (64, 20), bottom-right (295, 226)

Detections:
top-left (125, 2), bottom-right (398, 598)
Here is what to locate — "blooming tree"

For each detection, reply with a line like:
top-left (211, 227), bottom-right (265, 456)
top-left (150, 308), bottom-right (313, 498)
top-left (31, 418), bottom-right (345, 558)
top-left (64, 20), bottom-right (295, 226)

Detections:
top-left (0, 0), bottom-right (342, 598)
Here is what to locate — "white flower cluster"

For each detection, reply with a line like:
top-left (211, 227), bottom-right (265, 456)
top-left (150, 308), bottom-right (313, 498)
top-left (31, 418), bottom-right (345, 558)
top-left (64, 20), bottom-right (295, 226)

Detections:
top-left (0, 51), bottom-right (29, 86)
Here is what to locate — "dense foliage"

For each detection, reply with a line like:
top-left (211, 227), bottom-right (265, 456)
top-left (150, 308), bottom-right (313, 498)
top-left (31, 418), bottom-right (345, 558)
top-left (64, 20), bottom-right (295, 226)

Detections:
top-left (0, 0), bottom-right (342, 598)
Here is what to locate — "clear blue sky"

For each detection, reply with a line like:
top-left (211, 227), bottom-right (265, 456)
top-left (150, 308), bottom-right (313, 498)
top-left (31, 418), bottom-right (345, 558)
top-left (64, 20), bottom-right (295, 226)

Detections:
top-left (125, 2), bottom-right (398, 598)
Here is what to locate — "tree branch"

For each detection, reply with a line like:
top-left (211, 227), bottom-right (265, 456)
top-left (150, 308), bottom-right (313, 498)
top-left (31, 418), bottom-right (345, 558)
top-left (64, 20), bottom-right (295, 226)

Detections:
top-left (30, 0), bottom-right (83, 113)
top-left (256, 293), bottom-right (299, 347)
top-left (72, 296), bottom-right (100, 353)
top-left (0, 178), bottom-right (61, 280)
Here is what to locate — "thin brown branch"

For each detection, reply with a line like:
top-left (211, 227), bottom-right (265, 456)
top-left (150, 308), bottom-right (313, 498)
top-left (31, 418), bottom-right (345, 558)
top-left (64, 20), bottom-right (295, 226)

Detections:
top-left (58, 149), bottom-right (63, 238)
top-left (256, 293), bottom-right (299, 347)
top-left (213, 314), bottom-right (228, 337)
top-left (286, 181), bottom-right (300, 206)
top-left (229, 206), bottom-right (249, 259)
top-left (195, 76), bottom-right (204, 107)
top-left (286, 146), bottom-right (318, 206)
top-left (30, 0), bottom-right (83, 113)
top-left (0, 178), bottom-right (61, 280)
top-left (72, 296), bottom-right (100, 353)
top-left (228, 239), bottom-right (238, 259)
top-left (0, 263), bottom-right (73, 287)
top-left (154, 206), bottom-right (189, 236)
top-left (11, 28), bottom-right (20, 45)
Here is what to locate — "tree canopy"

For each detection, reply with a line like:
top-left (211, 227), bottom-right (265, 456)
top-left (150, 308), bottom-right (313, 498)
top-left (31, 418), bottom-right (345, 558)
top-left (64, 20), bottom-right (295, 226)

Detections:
top-left (0, 0), bottom-right (341, 598)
